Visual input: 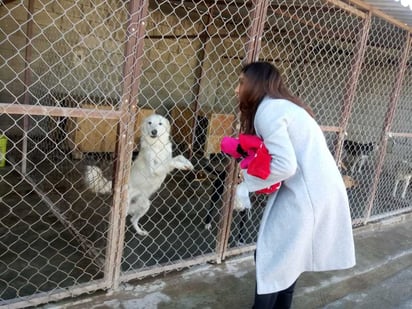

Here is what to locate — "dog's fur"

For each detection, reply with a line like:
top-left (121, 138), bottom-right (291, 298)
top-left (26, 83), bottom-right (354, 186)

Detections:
top-left (84, 114), bottom-right (194, 236)
top-left (84, 165), bottom-right (112, 194)
top-left (392, 160), bottom-right (412, 199)
top-left (343, 140), bottom-right (375, 175)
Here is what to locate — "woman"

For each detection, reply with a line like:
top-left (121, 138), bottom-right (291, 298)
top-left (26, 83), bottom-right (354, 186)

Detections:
top-left (234, 62), bottom-right (356, 309)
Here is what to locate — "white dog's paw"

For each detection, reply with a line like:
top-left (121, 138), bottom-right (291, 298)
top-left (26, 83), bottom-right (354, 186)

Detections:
top-left (172, 155), bottom-right (194, 170)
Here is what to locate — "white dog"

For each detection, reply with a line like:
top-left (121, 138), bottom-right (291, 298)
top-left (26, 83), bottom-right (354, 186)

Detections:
top-left (84, 114), bottom-right (194, 236)
top-left (392, 160), bottom-right (412, 199)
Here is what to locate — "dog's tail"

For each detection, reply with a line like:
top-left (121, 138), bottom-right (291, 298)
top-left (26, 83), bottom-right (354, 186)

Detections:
top-left (84, 165), bottom-right (112, 194)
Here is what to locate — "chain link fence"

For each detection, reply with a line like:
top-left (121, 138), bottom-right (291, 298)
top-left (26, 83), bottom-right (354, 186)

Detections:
top-left (1, 0), bottom-right (412, 307)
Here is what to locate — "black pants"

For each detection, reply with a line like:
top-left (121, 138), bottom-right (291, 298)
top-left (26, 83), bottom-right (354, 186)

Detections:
top-left (252, 280), bottom-right (297, 309)
top-left (252, 251), bottom-right (297, 309)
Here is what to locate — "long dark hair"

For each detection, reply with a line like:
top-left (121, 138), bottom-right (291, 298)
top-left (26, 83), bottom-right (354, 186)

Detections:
top-left (238, 61), bottom-right (314, 134)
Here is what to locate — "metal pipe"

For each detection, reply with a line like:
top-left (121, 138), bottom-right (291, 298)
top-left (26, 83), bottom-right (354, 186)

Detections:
top-left (21, 0), bottom-right (35, 174)
top-left (334, 13), bottom-right (371, 167)
top-left (106, 0), bottom-right (150, 291)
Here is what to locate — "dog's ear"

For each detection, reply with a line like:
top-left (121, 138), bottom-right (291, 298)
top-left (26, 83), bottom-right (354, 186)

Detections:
top-left (159, 111), bottom-right (172, 130)
top-left (164, 116), bottom-right (171, 133)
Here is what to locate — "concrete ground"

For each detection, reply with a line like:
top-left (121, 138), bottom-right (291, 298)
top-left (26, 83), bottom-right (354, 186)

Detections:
top-left (44, 213), bottom-right (412, 309)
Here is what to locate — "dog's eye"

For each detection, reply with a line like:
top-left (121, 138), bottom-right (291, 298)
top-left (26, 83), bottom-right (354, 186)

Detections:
top-left (158, 122), bottom-right (163, 126)
top-left (148, 121), bottom-right (152, 125)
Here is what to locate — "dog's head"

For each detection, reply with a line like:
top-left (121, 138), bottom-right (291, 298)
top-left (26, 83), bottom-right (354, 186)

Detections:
top-left (141, 114), bottom-right (171, 139)
top-left (343, 140), bottom-right (375, 156)
top-left (342, 174), bottom-right (358, 189)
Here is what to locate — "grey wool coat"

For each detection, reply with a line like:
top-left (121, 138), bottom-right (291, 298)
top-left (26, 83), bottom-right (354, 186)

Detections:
top-left (243, 97), bottom-right (356, 295)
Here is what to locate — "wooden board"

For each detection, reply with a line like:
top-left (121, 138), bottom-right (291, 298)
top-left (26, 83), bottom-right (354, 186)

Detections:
top-left (68, 104), bottom-right (154, 153)
top-left (205, 113), bottom-right (235, 155)
top-left (171, 105), bottom-right (236, 156)
top-left (171, 105), bottom-right (196, 153)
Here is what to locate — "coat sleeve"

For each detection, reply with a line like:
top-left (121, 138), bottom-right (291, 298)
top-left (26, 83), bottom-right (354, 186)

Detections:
top-left (243, 101), bottom-right (297, 192)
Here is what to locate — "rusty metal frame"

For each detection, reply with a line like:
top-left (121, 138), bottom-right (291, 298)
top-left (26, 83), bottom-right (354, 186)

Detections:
top-left (0, 104), bottom-right (121, 119)
top-left (387, 132), bottom-right (412, 138)
top-left (218, 0), bottom-right (270, 263)
top-left (2, 0), bottom-right (412, 307)
top-left (1, 0), bottom-right (110, 283)
top-left (334, 12), bottom-right (372, 166)
top-left (349, 0), bottom-right (412, 33)
top-left (6, 155), bottom-right (103, 264)
top-left (364, 32), bottom-right (412, 224)
top-left (268, 4), bottom-right (365, 42)
top-left (2, 280), bottom-right (108, 309)
top-left (120, 253), bottom-right (216, 282)
top-left (21, 0), bottom-right (35, 174)
top-left (0, 2), bottom-right (124, 306)
top-left (108, 0), bottom-right (151, 290)
top-left (221, 1), bottom-right (367, 261)
top-left (244, 0), bottom-right (269, 64)
top-left (0, 104), bottom-right (122, 272)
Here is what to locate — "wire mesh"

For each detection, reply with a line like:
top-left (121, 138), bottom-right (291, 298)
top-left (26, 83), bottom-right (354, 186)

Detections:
top-left (0, 0), bottom-right (128, 305)
top-left (120, 0), bottom-right (249, 278)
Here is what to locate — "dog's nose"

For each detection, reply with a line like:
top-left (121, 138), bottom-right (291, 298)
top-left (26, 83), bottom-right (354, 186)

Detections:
top-left (151, 129), bottom-right (157, 136)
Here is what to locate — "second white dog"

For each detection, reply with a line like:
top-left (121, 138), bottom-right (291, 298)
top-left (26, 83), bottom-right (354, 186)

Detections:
top-left (85, 114), bottom-right (194, 236)
top-left (392, 159), bottom-right (412, 199)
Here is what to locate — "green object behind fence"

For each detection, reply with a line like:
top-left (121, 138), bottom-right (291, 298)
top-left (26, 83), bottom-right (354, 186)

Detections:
top-left (0, 135), bottom-right (7, 168)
